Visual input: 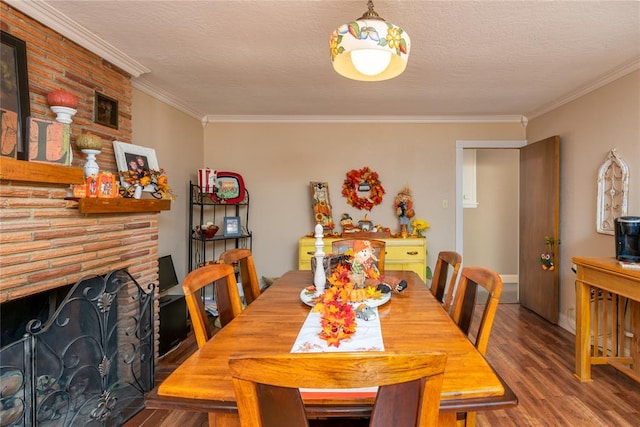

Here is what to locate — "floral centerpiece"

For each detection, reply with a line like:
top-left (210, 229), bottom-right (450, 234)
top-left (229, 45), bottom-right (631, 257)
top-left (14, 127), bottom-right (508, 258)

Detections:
top-left (119, 168), bottom-right (174, 200)
top-left (310, 248), bottom-right (384, 347)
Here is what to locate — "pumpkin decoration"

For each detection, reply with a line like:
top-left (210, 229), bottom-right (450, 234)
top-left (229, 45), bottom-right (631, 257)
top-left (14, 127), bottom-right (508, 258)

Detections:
top-left (75, 133), bottom-right (103, 151)
top-left (46, 89), bottom-right (78, 109)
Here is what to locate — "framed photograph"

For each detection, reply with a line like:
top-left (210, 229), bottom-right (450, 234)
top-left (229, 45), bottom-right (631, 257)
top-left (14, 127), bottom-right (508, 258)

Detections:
top-left (223, 216), bottom-right (242, 237)
top-left (112, 141), bottom-right (159, 192)
top-left (94, 92), bottom-right (118, 129)
top-left (1, 30), bottom-right (31, 159)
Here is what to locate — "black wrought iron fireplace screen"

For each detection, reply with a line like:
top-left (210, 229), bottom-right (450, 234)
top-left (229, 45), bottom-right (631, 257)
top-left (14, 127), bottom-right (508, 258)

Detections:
top-left (0, 269), bottom-right (155, 426)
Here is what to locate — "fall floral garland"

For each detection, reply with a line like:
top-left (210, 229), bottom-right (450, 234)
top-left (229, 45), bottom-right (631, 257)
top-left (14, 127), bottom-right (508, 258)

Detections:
top-left (341, 167), bottom-right (385, 211)
top-left (119, 168), bottom-right (174, 200)
top-left (312, 259), bottom-right (384, 347)
top-left (313, 264), bottom-right (357, 347)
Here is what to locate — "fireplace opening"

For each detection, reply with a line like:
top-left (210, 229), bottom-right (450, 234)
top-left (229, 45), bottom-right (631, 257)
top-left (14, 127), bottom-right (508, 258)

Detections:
top-left (0, 270), bottom-right (154, 426)
top-left (0, 285), bottom-right (73, 348)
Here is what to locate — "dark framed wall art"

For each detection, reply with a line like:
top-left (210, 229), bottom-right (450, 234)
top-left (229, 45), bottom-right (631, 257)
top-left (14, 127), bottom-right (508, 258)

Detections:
top-left (94, 92), bottom-right (118, 129)
top-left (0, 30), bottom-right (31, 160)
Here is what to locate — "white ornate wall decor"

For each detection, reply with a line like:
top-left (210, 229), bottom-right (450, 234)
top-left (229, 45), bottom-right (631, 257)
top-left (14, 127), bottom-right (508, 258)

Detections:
top-left (596, 148), bottom-right (629, 234)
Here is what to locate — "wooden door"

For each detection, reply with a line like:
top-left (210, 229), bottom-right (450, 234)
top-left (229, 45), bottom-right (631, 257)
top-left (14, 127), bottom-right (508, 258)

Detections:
top-left (519, 136), bottom-right (560, 324)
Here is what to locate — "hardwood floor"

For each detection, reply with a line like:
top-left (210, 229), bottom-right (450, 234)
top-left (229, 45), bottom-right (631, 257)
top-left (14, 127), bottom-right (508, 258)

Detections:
top-left (125, 304), bottom-right (640, 426)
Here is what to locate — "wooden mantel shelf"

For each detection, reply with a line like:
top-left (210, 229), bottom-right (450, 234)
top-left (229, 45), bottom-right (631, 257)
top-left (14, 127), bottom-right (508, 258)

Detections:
top-left (75, 198), bottom-right (171, 214)
top-left (0, 157), bottom-right (85, 185)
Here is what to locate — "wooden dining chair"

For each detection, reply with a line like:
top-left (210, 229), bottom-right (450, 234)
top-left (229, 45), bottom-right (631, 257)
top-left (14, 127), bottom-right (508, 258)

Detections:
top-left (331, 239), bottom-right (386, 275)
top-left (229, 351), bottom-right (447, 427)
top-left (430, 251), bottom-right (462, 311)
top-left (182, 263), bottom-right (243, 348)
top-left (448, 266), bottom-right (503, 427)
top-left (218, 248), bottom-right (262, 305)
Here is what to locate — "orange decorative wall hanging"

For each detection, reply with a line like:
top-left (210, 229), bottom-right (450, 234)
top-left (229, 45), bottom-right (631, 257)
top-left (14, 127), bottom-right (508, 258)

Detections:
top-left (341, 167), bottom-right (384, 211)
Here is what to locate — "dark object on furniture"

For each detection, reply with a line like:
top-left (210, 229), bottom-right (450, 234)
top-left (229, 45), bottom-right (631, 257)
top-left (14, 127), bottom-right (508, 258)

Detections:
top-left (614, 216), bottom-right (640, 262)
top-left (159, 294), bottom-right (188, 356)
top-left (158, 254), bottom-right (188, 356)
top-left (229, 351), bottom-right (447, 427)
top-left (430, 251), bottom-right (462, 311)
top-left (158, 254), bottom-right (179, 292)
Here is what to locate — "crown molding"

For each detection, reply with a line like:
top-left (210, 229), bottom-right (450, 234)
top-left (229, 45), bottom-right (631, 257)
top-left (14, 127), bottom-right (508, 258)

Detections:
top-left (201, 114), bottom-right (525, 124)
top-left (6, 0), bottom-right (150, 77)
top-left (527, 56), bottom-right (640, 119)
top-left (132, 78), bottom-right (204, 120)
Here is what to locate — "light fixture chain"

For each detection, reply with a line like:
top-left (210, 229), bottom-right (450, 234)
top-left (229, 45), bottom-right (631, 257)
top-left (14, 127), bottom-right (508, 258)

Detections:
top-left (359, 0), bottom-right (384, 21)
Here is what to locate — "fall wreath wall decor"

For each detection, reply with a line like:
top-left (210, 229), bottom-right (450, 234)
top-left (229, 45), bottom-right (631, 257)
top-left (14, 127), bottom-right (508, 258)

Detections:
top-left (342, 167), bottom-right (385, 211)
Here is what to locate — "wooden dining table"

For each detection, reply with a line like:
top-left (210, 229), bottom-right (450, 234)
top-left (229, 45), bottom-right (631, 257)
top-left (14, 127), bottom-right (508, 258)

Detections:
top-left (149, 270), bottom-right (516, 426)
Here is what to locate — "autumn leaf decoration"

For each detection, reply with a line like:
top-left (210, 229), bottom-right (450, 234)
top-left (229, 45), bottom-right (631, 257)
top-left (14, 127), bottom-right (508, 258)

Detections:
top-left (312, 264), bottom-right (357, 347)
top-left (119, 168), bottom-right (174, 200)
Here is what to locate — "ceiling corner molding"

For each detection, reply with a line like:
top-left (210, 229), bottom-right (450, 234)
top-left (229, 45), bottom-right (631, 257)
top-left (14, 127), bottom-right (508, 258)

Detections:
top-left (527, 56), bottom-right (640, 119)
top-left (132, 78), bottom-right (204, 120)
top-left (6, 0), bottom-right (150, 77)
top-left (202, 114), bottom-right (525, 124)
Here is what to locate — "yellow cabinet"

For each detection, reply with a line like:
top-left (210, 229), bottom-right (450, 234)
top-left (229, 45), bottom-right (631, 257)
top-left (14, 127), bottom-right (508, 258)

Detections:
top-left (298, 236), bottom-right (427, 281)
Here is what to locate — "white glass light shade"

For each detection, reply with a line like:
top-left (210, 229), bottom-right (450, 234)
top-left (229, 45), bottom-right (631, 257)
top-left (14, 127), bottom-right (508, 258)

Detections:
top-left (330, 19), bottom-right (410, 81)
top-left (351, 49), bottom-right (391, 76)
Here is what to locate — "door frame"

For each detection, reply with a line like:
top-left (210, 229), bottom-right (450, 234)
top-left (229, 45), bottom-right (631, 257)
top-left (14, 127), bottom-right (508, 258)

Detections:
top-left (455, 139), bottom-right (527, 256)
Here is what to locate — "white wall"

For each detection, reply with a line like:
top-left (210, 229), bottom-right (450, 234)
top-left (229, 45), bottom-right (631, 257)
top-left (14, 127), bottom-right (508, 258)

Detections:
top-left (527, 70), bottom-right (640, 332)
top-left (463, 149), bottom-right (519, 274)
top-left (137, 70), bottom-right (638, 332)
top-left (202, 122), bottom-right (525, 281)
top-left (132, 88), bottom-right (204, 284)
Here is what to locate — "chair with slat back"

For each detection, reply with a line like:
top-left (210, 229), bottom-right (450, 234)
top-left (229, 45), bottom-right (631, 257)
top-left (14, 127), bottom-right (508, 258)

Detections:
top-left (218, 248), bottom-right (262, 305)
top-left (430, 251), bottom-right (462, 311)
top-left (182, 263), bottom-right (243, 348)
top-left (448, 266), bottom-right (503, 427)
top-left (331, 239), bottom-right (386, 275)
top-left (229, 351), bottom-right (447, 427)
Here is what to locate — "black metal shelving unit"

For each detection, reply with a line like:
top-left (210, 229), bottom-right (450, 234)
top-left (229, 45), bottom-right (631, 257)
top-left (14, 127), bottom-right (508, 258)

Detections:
top-left (188, 181), bottom-right (252, 272)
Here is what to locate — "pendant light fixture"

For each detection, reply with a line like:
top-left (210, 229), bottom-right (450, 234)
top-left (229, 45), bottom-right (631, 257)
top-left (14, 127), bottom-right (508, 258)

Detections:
top-left (330, 0), bottom-right (410, 81)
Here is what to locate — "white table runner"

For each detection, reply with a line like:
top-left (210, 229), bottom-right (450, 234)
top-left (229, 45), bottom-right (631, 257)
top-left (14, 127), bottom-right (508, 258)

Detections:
top-left (291, 306), bottom-right (384, 398)
top-left (291, 307), bottom-right (385, 353)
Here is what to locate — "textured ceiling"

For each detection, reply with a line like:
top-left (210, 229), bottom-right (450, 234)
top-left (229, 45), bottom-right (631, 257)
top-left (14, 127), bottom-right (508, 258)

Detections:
top-left (8, 0), bottom-right (640, 121)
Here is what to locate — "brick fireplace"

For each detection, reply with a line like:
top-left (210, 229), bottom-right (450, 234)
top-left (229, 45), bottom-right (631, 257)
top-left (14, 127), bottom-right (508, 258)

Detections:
top-left (0, 4), bottom-right (162, 352)
top-left (1, 5), bottom-right (165, 423)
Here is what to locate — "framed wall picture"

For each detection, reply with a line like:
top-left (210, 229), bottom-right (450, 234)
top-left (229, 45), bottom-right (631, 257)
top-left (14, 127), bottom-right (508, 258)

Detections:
top-left (596, 148), bottom-right (629, 235)
top-left (1, 30), bottom-right (31, 159)
top-left (310, 181), bottom-right (334, 230)
top-left (94, 92), bottom-right (118, 129)
top-left (112, 141), bottom-right (159, 192)
top-left (224, 216), bottom-right (242, 237)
